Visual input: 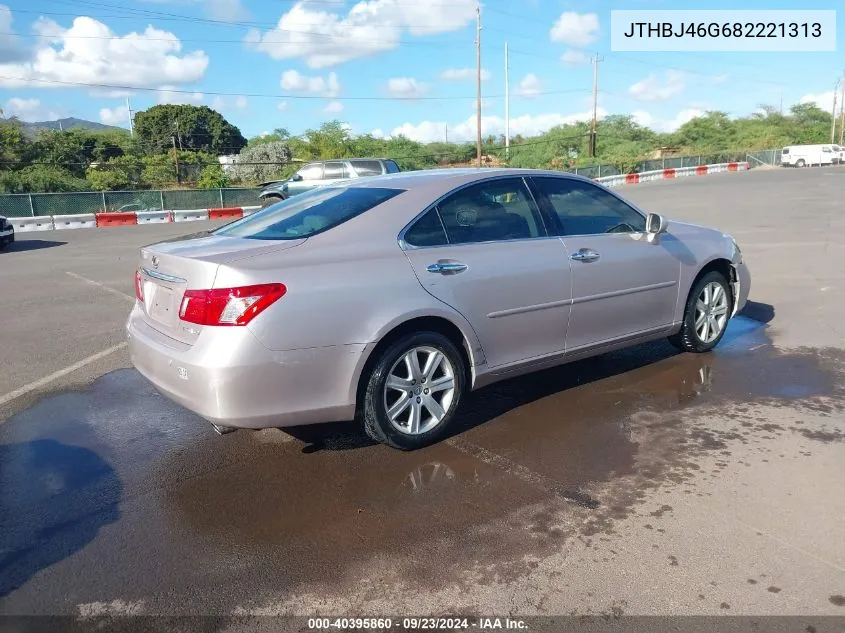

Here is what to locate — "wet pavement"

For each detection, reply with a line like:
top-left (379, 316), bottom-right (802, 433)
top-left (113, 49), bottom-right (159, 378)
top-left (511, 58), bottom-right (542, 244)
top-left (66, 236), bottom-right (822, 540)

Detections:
top-left (2, 168), bottom-right (845, 621)
top-left (2, 312), bottom-right (844, 617)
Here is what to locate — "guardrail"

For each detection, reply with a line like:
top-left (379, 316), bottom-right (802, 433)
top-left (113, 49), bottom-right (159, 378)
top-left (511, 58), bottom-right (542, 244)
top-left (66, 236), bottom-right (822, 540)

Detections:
top-left (7, 162), bottom-right (750, 233)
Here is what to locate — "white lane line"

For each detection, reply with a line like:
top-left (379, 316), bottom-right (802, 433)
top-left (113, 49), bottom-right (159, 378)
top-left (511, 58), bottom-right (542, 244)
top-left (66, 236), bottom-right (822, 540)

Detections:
top-left (66, 271), bottom-right (134, 303)
top-left (0, 342), bottom-right (128, 412)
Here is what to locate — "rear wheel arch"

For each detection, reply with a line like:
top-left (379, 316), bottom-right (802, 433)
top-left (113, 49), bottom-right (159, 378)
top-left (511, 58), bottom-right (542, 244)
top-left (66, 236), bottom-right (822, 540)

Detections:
top-left (354, 315), bottom-right (477, 417)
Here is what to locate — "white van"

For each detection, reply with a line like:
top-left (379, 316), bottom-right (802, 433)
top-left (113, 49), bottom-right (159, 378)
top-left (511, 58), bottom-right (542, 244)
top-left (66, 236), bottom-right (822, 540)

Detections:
top-left (781, 144), bottom-right (838, 167)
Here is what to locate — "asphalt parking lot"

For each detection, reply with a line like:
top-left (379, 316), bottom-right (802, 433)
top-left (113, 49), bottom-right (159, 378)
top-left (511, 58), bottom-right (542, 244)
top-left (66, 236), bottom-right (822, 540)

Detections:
top-left (1, 168), bottom-right (844, 620)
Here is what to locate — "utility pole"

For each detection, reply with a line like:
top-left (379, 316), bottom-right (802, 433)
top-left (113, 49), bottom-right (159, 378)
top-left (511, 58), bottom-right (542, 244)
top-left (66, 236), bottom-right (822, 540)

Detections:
top-left (126, 97), bottom-right (133, 136)
top-left (175, 118), bottom-right (183, 150)
top-left (839, 73), bottom-right (845, 145)
top-left (445, 124), bottom-right (448, 144)
top-left (504, 41), bottom-right (510, 158)
top-left (831, 78), bottom-right (839, 144)
top-left (172, 136), bottom-right (181, 184)
top-left (475, 1), bottom-right (482, 167)
top-left (589, 53), bottom-right (604, 158)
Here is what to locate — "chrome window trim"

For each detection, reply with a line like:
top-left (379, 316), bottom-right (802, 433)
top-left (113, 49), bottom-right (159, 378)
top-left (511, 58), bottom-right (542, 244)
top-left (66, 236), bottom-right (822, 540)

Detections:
top-left (398, 173), bottom-right (551, 251)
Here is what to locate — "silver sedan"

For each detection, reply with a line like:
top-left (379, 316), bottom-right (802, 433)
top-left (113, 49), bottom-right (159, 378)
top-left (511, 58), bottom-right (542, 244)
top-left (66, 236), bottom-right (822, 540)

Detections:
top-left (127, 168), bottom-right (750, 449)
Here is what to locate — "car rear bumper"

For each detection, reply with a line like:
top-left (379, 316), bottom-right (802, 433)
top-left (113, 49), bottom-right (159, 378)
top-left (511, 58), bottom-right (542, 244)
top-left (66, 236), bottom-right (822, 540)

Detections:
top-left (126, 304), bottom-right (367, 429)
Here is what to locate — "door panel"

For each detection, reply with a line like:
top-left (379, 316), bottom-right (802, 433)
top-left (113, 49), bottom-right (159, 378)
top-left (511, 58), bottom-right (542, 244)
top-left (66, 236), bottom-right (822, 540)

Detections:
top-left (404, 240), bottom-right (572, 369)
top-left (529, 176), bottom-right (680, 351)
top-left (401, 177), bottom-right (572, 370)
top-left (562, 233), bottom-right (679, 350)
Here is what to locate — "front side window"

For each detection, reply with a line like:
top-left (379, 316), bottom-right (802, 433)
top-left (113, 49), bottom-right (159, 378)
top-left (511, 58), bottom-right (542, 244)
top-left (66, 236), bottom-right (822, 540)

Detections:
top-left (822, 146), bottom-right (832, 153)
top-left (436, 178), bottom-right (544, 245)
top-left (531, 177), bottom-right (646, 236)
top-left (296, 164), bottom-right (323, 181)
top-left (215, 186), bottom-right (404, 241)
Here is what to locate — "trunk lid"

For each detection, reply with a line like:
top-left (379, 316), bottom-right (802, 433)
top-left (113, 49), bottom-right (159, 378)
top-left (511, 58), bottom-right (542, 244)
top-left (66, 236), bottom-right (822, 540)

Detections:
top-left (137, 235), bottom-right (305, 344)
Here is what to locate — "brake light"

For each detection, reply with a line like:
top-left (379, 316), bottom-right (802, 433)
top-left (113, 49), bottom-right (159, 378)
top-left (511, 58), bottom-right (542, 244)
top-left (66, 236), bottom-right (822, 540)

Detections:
top-left (178, 283), bottom-right (286, 326)
top-left (134, 270), bottom-right (144, 302)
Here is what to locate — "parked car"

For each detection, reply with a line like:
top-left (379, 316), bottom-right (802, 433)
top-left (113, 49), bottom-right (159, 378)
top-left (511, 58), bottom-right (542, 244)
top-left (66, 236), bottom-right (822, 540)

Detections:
top-left (259, 158), bottom-right (401, 206)
top-left (781, 144), bottom-right (839, 167)
top-left (0, 216), bottom-right (14, 249)
top-left (128, 168), bottom-right (750, 450)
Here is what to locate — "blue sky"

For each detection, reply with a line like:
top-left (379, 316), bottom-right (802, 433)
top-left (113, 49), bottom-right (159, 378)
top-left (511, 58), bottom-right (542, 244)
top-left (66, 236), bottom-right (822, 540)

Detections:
top-left (0, 0), bottom-right (841, 144)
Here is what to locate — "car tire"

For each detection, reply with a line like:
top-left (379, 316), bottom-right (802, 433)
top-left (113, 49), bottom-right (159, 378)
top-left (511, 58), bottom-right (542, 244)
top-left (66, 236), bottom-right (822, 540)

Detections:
top-left (795, 159), bottom-right (806, 168)
top-left (261, 194), bottom-right (284, 208)
top-left (361, 331), bottom-right (466, 450)
top-left (668, 271), bottom-right (733, 354)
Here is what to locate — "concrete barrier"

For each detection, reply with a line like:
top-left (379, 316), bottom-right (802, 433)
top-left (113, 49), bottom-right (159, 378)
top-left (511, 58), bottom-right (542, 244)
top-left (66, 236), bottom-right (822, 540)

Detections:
top-left (663, 168), bottom-right (676, 179)
top-left (136, 210), bottom-right (172, 224)
top-left (172, 209), bottom-right (209, 223)
top-left (52, 213), bottom-right (97, 230)
top-left (9, 215), bottom-right (55, 232)
top-left (625, 173), bottom-right (640, 185)
top-left (96, 212), bottom-right (138, 227)
top-left (208, 207), bottom-right (244, 220)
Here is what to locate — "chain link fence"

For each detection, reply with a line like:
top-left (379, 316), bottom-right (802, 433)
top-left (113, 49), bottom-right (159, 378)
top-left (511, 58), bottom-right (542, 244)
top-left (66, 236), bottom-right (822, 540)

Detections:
top-left (0, 187), bottom-right (261, 218)
top-left (0, 150), bottom-right (785, 218)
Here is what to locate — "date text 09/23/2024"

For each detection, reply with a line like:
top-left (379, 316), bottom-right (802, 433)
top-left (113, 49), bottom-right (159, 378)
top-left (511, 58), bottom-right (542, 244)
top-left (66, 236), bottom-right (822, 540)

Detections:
top-left (307, 618), bottom-right (528, 630)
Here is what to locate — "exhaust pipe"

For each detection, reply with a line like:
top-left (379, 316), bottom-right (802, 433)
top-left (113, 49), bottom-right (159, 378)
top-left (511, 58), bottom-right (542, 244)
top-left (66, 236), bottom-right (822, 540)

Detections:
top-left (211, 423), bottom-right (236, 435)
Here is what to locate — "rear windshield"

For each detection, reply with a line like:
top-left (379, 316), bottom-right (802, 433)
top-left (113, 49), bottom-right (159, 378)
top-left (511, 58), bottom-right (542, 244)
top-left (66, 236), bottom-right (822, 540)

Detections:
top-left (214, 186), bottom-right (404, 240)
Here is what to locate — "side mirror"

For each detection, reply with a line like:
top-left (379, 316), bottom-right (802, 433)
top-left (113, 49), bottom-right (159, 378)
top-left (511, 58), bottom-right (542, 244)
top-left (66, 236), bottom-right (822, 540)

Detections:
top-left (290, 174), bottom-right (303, 182)
top-left (646, 212), bottom-right (668, 235)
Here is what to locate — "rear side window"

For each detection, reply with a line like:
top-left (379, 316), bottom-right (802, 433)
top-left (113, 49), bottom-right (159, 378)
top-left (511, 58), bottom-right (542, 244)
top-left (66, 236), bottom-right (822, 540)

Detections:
top-left (782, 147), bottom-right (790, 154)
top-left (215, 187), bottom-right (404, 241)
top-left (403, 209), bottom-right (448, 247)
top-left (351, 160), bottom-right (384, 176)
top-left (436, 178), bottom-right (544, 245)
top-left (323, 161), bottom-right (347, 179)
top-left (384, 160), bottom-right (401, 173)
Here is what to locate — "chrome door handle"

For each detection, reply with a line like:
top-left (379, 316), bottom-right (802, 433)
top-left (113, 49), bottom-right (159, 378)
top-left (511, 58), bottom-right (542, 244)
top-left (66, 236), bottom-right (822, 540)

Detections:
top-left (570, 249), bottom-right (600, 263)
top-left (427, 262), bottom-right (467, 274)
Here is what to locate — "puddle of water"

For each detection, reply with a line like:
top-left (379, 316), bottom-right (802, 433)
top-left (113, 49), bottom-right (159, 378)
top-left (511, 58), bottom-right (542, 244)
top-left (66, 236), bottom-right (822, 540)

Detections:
top-left (1, 316), bottom-right (843, 611)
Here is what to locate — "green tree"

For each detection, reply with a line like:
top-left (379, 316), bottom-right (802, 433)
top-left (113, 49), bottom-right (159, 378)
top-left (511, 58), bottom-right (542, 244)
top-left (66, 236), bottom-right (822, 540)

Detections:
top-left (0, 165), bottom-right (90, 193)
top-left (134, 104), bottom-right (247, 155)
top-left (197, 164), bottom-right (228, 189)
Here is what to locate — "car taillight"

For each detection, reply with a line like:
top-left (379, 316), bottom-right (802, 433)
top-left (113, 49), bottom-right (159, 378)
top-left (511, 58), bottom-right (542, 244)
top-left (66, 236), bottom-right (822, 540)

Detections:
top-left (134, 270), bottom-right (144, 302)
top-left (178, 283), bottom-right (286, 326)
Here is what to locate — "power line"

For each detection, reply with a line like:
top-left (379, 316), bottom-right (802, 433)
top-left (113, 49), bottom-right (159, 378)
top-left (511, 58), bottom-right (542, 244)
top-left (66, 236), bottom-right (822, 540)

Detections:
top-left (0, 75), bottom-right (592, 101)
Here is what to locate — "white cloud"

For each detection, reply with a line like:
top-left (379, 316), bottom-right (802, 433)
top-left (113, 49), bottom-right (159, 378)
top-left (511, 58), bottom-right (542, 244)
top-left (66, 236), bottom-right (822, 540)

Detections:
top-left (391, 108), bottom-right (605, 143)
top-left (277, 101), bottom-right (289, 111)
top-left (210, 95), bottom-right (248, 111)
top-left (515, 73), bottom-right (542, 99)
top-left (323, 100), bottom-right (344, 114)
top-left (281, 69), bottom-right (341, 97)
top-left (632, 107), bottom-right (705, 132)
top-left (800, 91), bottom-right (835, 112)
top-left (387, 77), bottom-right (428, 99)
top-left (99, 104), bottom-right (130, 127)
top-left (441, 67), bottom-right (491, 81)
top-left (550, 12), bottom-right (600, 48)
top-left (234, 95), bottom-right (248, 109)
top-left (628, 71), bottom-right (685, 102)
top-left (245, 0), bottom-right (476, 68)
top-left (157, 87), bottom-right (204, 104)
top-left (371, 128), bottom-right (385, 138)
top-left (0, 15), bottom-right (209, 90)
top-left (205, 0), bottom-right (249, 22)
top-left (561, 49), bottom-right (591, 66)
top-left (0, 5), bottom-right (27, 63)
top-left (3, 96), bottom-right (64, 121)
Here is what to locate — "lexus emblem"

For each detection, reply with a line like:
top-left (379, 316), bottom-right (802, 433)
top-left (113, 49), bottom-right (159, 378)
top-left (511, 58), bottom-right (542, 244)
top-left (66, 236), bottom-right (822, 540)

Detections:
top-left (152, 255), bottom-right (159, 269)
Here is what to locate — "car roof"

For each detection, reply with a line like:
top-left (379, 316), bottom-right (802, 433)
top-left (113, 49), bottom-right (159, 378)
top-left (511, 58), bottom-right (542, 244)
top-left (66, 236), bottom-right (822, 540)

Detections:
top-left (344, 167), bottom-right (591, 190)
